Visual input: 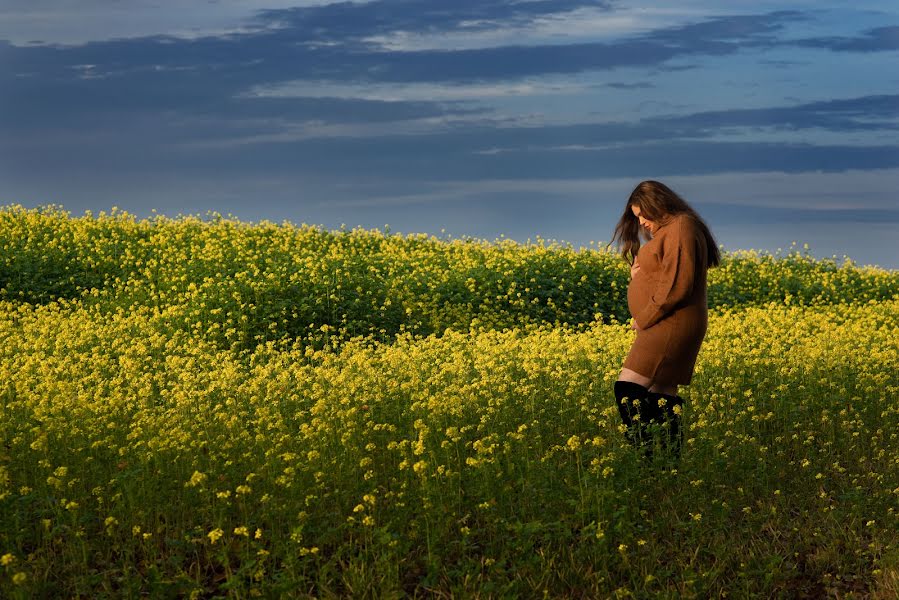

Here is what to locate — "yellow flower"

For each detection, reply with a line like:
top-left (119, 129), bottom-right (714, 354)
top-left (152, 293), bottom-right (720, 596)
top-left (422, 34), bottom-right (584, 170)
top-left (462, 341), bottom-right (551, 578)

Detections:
top-left (186, 471), bottom-right (207, 488)
top-left (234, 526), bottom-right (249, 537)
top-left (207, 528), bottom-right (224, 544)
top-left (1, 553), bottom-right (15, 566)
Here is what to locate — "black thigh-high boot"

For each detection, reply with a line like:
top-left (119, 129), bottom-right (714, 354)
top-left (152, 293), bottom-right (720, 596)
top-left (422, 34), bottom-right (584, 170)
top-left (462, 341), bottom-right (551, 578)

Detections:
top-left (613, 381), bottom-right (655, 452)
top-left (646, 391), bottom-right (685, 460)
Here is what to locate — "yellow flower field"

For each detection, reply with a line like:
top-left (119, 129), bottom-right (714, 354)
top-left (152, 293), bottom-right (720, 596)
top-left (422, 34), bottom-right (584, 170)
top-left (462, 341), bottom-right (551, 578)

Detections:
top-left (0, 205), bottom-right (897, 597)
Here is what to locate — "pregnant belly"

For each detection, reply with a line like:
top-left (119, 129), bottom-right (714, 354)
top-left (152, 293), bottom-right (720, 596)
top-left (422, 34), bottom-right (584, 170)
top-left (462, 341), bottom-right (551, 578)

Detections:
top-left (627, 272), bottom-right (655, 317)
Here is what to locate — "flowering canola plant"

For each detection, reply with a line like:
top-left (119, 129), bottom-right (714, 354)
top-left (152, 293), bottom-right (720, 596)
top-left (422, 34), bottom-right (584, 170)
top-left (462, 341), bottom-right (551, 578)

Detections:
top-left (0, 205), bottom-right (897, 597)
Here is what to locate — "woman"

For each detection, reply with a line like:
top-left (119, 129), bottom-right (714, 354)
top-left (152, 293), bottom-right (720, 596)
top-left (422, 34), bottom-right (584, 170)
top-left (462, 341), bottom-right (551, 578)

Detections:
top-left (609, 181), bottom-right (720, 460)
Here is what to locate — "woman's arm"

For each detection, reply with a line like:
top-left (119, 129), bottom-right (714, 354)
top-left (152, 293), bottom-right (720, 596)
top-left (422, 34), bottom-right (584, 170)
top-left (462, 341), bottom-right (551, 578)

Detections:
top-left (632, 218), bottom-right (697, 330)
top-left (630, 257), bottom-right (641, 330)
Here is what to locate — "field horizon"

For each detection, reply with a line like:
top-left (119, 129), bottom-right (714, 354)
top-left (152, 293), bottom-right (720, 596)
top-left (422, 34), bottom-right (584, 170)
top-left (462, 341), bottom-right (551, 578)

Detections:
top-left (7, 202), bottom-right (897, 272)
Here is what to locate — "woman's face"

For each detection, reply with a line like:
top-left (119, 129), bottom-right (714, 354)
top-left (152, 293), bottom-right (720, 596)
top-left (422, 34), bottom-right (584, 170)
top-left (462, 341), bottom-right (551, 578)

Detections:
top-left (631, 204), bottom-right (657, 235)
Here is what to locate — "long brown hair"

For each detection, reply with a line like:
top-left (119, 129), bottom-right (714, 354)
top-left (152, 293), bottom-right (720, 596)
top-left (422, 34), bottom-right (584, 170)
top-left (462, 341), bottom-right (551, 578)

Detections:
top-left (609, 180), bottom-right (721, 267)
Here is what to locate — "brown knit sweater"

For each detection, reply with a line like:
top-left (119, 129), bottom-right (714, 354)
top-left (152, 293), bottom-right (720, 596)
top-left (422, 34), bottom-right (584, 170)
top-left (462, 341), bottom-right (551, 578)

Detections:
top-left (623, 213), bottom-right (709, 385)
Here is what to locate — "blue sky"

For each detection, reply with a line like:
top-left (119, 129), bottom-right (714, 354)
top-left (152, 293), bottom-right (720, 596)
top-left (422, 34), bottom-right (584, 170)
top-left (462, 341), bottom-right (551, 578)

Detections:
top-left (1, 1), bottom-right (898, 269)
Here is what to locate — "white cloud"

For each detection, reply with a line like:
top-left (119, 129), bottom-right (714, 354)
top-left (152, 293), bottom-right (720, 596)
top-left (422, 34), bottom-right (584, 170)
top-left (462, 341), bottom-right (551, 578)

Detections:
top-left (173, 113), bottom-right (492, 149)
top-left (361, 2), bottom-right (899, 52)
top-left (474, 142), bottom-right (639, 155)
top-left (357, 4), bottom-right (785, 52)
top-left (362, 10), bottom-right (653, 51)
top-left (241, 78), bottom-right (588, 102)
top-left (0, 0), bottom-right (353, 46)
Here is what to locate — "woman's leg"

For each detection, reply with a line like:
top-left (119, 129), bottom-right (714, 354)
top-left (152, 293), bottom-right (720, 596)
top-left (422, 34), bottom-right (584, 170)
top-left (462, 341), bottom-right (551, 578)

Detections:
top-left (617, 367), bottom-right (652, 387)
top-left (617, 367), bottom-right (679, 396)
top-left (617, 368), bottom-right (683, 459)
top-left (643, 387), bottom-right (684, 460)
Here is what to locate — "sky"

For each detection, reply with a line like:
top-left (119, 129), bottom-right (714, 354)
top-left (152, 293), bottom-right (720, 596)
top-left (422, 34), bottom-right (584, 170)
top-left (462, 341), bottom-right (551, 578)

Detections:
top-left (1, 1), bottom-right (898, 269)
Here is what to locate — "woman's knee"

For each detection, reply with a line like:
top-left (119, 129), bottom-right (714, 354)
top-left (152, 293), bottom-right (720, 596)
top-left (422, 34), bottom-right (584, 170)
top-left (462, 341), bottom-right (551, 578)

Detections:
top-left (617, 368), bottom-right (653, 388)
top-left (618, 368), bottom-right (679, 395)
